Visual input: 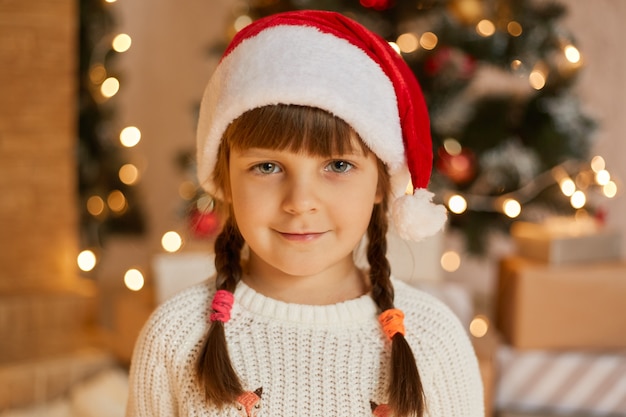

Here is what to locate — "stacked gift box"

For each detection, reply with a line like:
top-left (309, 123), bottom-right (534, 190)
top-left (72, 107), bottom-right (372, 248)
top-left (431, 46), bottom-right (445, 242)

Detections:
top-left (494, 216), bottom-right (626, 416)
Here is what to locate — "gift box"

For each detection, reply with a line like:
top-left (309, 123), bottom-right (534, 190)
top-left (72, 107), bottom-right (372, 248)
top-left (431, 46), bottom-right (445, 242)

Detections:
top-left (511, 218), bottom-right (622, 265)
top-left (496, 345), bottom-right (626, 416)
top-left (496, 256), bottom-right (626, 350)
top-left (472, 329), bottom-right (500, 417)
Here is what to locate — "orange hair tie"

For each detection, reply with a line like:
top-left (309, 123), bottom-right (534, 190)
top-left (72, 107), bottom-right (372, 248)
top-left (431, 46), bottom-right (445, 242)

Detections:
top-left (378, 308), bottom-right (405, 339)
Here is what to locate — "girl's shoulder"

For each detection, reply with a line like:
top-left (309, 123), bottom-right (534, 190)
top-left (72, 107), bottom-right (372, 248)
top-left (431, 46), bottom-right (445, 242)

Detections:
top-left (158, 277), bottom-right (215, 316)
top-left (135, 278), bottom-right (216, 351)
top-left (391, 278), bottom-right (470, 334)
top-left (392, 278), bottom-right (451, 309)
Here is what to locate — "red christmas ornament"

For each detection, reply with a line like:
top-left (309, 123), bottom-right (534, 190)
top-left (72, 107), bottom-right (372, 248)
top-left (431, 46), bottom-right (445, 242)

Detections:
top-left (424, 47), bottom-right (476, 79)
top-left (435, 145), bottom-right (477, 185)
top-left (360, 0), bottom-right (392, 11)
top-left (189, 209), bottom-right (220, 238)
top-left (594, 206), bottom-right (607, 226)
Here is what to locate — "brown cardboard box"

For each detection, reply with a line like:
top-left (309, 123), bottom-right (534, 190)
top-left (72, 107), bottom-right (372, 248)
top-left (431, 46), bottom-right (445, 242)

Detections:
top-left (496, 256), bottom-right (626, 350)
top-left (472, 329), bottom-right (499, 417)
top-left (511, 221), bottom-right (621, 265)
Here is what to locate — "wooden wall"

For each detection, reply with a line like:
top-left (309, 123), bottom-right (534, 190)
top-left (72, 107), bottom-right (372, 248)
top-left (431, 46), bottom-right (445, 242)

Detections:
top-left (0, 0), bottom-right (80, 292)
top-left (0, 0), bottom-right (97, 373)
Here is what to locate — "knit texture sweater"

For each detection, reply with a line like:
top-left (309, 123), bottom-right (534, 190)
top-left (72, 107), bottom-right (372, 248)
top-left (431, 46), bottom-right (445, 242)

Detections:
top-left (126, 278), bottom-right (484, 417)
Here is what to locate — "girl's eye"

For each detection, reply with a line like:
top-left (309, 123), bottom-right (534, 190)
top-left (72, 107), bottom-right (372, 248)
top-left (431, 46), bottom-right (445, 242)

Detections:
top-left (254, 162), bottom-right (280, 174)
top-left (326, 160), bottom-right (353, 173)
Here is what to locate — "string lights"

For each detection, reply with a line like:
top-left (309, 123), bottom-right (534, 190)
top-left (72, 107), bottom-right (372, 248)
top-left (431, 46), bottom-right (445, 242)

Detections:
top-left (439, 156), bottom-right (618, 218)
top-left (78, 0), bottom-right (146, 291)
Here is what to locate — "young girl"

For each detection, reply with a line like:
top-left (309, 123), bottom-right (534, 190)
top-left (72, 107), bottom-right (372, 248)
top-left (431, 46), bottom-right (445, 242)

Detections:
top-left (126, 10), bottom-right (484, 417)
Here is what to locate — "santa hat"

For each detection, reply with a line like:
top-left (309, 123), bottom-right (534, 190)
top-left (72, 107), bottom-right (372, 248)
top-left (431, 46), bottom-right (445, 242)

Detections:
top-left (196, 10), bottom-right (447, 241)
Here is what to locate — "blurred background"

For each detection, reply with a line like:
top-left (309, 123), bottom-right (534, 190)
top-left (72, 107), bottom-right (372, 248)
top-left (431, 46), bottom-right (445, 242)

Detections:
top-left (1, 0), bottom-right (625, 416)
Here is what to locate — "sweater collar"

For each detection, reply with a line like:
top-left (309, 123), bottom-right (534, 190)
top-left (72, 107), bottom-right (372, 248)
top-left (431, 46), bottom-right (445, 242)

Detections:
top-left (233, 280), bottom-right (378, 325)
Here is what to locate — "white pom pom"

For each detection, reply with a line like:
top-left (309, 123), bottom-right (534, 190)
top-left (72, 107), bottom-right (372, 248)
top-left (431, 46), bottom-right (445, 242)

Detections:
top-left (391, 189), bottom-right (447, 241)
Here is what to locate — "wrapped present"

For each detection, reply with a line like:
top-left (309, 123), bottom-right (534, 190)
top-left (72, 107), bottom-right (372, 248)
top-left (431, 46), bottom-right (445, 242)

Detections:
top-left (511, 218), bottom-right (622, 265)
top-left (496, 256), bottom-right (626, 350)
top-left (496, 345), bottom-right (626, 416)
top-left (473, 329), bottom-right (500, 417)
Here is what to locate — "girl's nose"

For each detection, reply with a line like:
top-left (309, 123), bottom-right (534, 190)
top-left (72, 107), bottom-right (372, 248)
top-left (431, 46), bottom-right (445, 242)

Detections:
top-left (281, 174), bottom-right (319, 215)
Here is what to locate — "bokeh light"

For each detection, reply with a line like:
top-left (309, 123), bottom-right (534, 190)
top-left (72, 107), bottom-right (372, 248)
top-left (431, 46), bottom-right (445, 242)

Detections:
top-left (448, 195), bottom-right (467, 214)
top-left (161, 231), bottom-right (183, 253)
top-left (476, 19), bottom-right (495, 37)
top-left (529, 69), bottom-right (546, 90)
top-left (419, 32), bottom-right (438, 50)
top-left (590, 155), bottom-right (606, 172)
top-left (570, 190), bottom-right (586, 209)
top-left (469, 315), bottom-right (489, 338)
top-left (89, 64), bottom-right (107, 84)
top-left (564, 45), bottom-right (581, 64)
top-left (86, 195), bottom-right (105, 216)
top-left (101, 77), bottom-right (120, 98)
top-left (234, 15), bottom-right (252, 32)
top-left (107, 190), bottom-right (127, 213)
top-left (112, 33), bottom-right (132, 52)
top-left (507, 21), bottom-right (523, 37)
top-left (124, 268), bottom-right (144, 291)
top-left (559, 178), bottom-right (576, 196)
top-left (503, 198), bottom-right (521, 218)
top-left (440, 251), bottom-right (461, 272)
top-left (603, 181), bottom-right (618, 198)
top-left (77, 250), bottom-right (97, 272)
top-left (595, 169), bottom-right (611, 186)
top-left (120, 126), bottom-right (141, 147)
top-left (396, 33), bottom-right (419, 53)
top-left (443, 138), bottom-right (462, 156)
top-left (119, 163), bottom-right (140, 185)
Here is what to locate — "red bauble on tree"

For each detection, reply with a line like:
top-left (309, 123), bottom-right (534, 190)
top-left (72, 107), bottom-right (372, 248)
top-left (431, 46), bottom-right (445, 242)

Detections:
top-left (424, 46), bottom-right (477, 80)
top-left (360, 0), bottom-right (392, 11)
top-left (436, 144), bottom-right (477, 185)
top-left (189, 208), bottom-right (220, 239)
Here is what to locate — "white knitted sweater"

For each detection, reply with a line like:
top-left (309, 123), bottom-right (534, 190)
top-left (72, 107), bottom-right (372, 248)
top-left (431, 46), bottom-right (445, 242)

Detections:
top-left (126, 278), bottom-right (484, 417)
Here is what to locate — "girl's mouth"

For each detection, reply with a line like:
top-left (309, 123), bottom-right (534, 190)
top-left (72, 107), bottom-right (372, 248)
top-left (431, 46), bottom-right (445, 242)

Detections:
top-left (278, 231), bottom-right (326, 242)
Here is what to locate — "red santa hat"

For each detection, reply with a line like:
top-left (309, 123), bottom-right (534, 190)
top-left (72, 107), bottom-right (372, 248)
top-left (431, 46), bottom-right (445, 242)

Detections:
top-left (196, 10), bottom-right (446, 241)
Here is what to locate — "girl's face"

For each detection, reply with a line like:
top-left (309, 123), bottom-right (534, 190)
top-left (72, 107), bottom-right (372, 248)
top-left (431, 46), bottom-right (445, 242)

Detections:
top-left (226, 135), bottom-right (381, 301)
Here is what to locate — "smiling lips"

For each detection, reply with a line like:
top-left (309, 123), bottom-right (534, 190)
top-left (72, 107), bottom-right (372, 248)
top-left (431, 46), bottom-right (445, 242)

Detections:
top-left (277, 231), bottom-right (326, 242)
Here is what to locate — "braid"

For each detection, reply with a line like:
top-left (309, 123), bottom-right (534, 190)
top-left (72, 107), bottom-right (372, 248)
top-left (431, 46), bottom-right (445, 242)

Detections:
top-left (196, 215), bottom-right (245, 406)
top-left (367, 203), bottom-right (425, 417)
top-left (368, 203), bottom-right (393, 311)
top-left (214, 215), bottom-right (244, 293)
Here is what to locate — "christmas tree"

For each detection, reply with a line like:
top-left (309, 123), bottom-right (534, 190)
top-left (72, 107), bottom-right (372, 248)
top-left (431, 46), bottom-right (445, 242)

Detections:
top-left (78, 0), bottom-right (145, 250)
